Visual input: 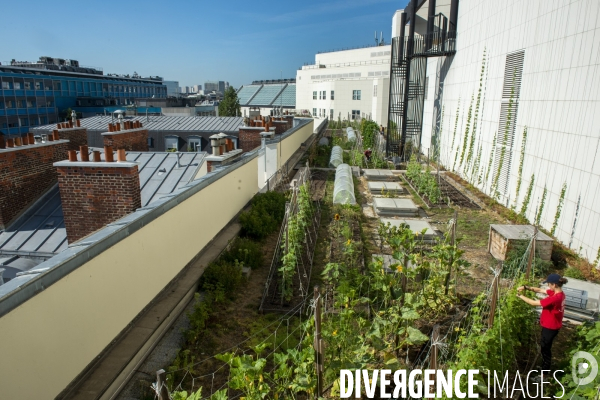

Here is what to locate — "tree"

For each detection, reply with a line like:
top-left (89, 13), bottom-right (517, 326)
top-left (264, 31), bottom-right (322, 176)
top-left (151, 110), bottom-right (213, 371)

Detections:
top-left (219, 87), bottom-right (241, 117)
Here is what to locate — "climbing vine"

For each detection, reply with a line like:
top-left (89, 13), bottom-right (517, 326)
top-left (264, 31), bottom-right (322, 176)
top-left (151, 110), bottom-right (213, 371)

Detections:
top-left (451, 101), bottom-right (461, 171)
top-left (513, 126), bottom-right (528, 207)
top-left (550, 182), bottom-right (567, 236)
top-left (280, 182), bottom-right (314, 302)
top-left (458, 95), bottom-right (474, 170)
top-left (491, 79), bottom-right (516, 198)
top-left (519, 174), bottom-right (535, 218)
top-left (535, 185), bottom-right (548, 226)
top-left (484, 131), bottom-right (497, 188)
top-left (465, 49), bottom-right (486, 173)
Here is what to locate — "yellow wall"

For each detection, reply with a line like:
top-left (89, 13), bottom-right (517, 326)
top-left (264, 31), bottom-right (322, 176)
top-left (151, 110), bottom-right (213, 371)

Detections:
top-left (279, 119), bottom-right (314, 165)
top-left (0, 158), bottom-right (258, 399)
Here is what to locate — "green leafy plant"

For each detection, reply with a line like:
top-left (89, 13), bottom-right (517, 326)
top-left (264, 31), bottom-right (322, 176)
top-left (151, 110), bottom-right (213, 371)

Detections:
top-left (466, 49), bottom-right (486, 173)
top-left (551, 182), bottom-right (567, 236)
top-left (492, 75), bottom-right (516, 198)
top-left (520, 174), bottom-right (535, 217)
top-left (240, 191), bottom-right (287, 239)
top-left (513, 126), bottom-right (528, 207)
top-left (459, 95), bottom-right (474, 169)
top-left (406, 156), bottom-right (442, 204)
top-left (535, 185), bottom-right (548, 226)
top-left (484, 131), bottom-right (497, 188)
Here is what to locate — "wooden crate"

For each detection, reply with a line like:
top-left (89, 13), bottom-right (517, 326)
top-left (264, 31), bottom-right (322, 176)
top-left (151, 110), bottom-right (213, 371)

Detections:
top-left (488, 224), bottom-right (553, 261)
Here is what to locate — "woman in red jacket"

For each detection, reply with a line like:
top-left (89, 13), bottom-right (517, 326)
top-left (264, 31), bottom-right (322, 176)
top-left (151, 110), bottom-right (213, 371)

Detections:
top-left (517, 273), bottom-right (568, 372)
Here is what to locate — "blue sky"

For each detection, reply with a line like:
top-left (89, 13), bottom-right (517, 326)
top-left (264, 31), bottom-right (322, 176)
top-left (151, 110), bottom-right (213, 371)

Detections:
top-left (0, 0), bottom-right (407, 88)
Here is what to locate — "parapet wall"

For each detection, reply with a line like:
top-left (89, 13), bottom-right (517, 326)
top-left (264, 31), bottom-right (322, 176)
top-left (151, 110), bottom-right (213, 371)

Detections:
top-left (0, 118), bottom-right (314, 399)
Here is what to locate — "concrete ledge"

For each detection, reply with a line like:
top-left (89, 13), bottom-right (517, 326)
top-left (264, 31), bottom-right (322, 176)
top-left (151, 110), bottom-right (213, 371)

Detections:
top-left (53, 161), bottom-right (138, 168)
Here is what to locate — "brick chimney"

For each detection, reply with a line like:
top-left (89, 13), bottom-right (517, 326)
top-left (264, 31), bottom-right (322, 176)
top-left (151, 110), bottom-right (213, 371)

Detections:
top-left (0, 135), bottom-right (69, 229)
top-left (102, 120), bottom-right (148, 151)
top-left (239, 125), bottom-right (269, 153)
top-left (54, 147), bottom-right (142, 243)
top-left (54, 122), bottom-right (87, 151)
top-left (205, 133), bottom-right (243, 172)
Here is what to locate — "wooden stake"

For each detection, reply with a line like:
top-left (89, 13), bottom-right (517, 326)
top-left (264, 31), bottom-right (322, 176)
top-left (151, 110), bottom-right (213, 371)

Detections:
top-left (156, 369), bottom-right (170, 400)
top-left (525, 226), bottom-right (537, 279)
top-left (314, 286), bottom-right (323, 397)
top-left (429, 325), bottom-right (440, 396)
top-left (444, 210), bottom-right (458, 295)
top-left (488, 266), bottom-right (500, 328)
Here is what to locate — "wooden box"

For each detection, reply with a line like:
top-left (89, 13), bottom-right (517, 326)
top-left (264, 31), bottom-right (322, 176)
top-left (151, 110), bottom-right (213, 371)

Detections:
top-left (488, 224), bottom-right (553, 261)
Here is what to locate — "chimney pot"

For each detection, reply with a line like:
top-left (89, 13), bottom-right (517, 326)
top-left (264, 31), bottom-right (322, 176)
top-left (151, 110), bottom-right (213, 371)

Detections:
top-left (69, 121), bottom-right (73, 128)
top-left (15, 137), bottom-right (22, 147)
top-left (76, 120), bottom-right (81, 127)
top-left (50, 134), bottom-right (56, 142)
top-left (57, 123), bottom-right (62, 130)
top-left (92, 150), bottom-right (101, 162)
top-left (104, 146), bottom-right (114, 162)
top-left (0, 136), bottom-right (5, 149)
top-left (80, 146), bottom-right (89, 161)
top-left (22, 135), bottom-right (29, 146)
top-left (117, 148), bottom-right (127, 162)
top-left (53, 130), bottom-right (60, 141)
top-left (115, 123), bottom-right (121, 132)
top-left (108, 124), bottom-right (113, 132)
top-left (28, 133), bottom-right (34, 144)
top-left (7, 138), bottom-right (14, 148)
top-left (68, 150), bottom-right (78, 162)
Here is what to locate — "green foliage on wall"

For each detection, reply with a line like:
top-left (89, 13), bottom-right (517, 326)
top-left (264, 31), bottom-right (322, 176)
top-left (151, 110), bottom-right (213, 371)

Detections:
top-left (451, 101), bottom-right (461, 171)
top-left (519, 174), bottom-right (535, 217)
top-left (491, 80), bottom-right (516, 198)
top-left (535, 185), bottom-right (548, 226)
top-left (513, 126), bottom-right (528, 208)
top-left (484, 131), bottom-right (497, 188)
top-left (466, 49), bottom-right (487, 172)
top-left (459, 95), bottom-right (474, 169)
top-left (551, 182), bottom-right (567, 236)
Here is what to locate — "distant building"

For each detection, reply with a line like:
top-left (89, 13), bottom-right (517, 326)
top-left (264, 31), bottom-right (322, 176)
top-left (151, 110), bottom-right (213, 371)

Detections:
top-left (296, 46), bottom-right (390, 125)
top-left (238, 79), bottom-right (296, 117)
top-left (164, 80), bottom-right (180, 97)
top-left (0, 56), bottom-right (167, 136)
top-left (204, 81), bottom-right (219, 93)
top-left (192, 84), bottom-right (202, 93)
top-left (34, 115), bottom-right (243, 152)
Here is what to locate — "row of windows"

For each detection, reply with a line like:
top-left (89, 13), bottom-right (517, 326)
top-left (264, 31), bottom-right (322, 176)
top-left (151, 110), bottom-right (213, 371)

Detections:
top-left (1, 79), bottom-right (166, 96)
top-left (0, 99), bottom-right (54, 109)
top-left (1, 115), bottom-right (50, 129)
top-left (311, 90), bottom-right (362, 101)
top-left (311, 108), bottom-right (361, 120)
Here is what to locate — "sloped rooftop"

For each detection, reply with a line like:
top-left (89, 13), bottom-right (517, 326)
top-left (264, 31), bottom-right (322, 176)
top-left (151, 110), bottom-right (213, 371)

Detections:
top-left (33, 116), bottom-right (243, 133)
top-left (236, 85), bottom-right (262, 105)
top-left (249, 84), bottom-right (285, 106)
top-left (0, 151), bottom-right (206, 260)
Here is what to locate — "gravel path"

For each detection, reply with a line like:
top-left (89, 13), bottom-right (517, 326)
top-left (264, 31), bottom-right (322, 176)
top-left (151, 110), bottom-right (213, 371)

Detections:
top-left (116, 298), bottom-right (198, 400)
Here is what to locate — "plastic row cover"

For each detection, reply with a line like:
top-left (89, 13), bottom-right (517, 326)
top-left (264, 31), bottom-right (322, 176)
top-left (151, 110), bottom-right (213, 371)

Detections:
top-left (329, 145), bottom-right (344, 168)
top-left (346, 127), bottom-right (356, 142)
top-left (333, 164), bottom-right (356, 205)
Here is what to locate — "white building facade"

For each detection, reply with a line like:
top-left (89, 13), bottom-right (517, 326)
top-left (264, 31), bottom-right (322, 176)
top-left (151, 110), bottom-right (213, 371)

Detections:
top-left (296, 46), bottom-right (391, 126)
top-left (407, 0), bottom-right (600, 262)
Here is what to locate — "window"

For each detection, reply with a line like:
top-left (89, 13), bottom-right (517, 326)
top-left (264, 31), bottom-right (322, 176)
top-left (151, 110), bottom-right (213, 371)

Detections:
top-left (20, 118), bottom-right (29, 127)
top-left (35, 81), bottom-right (42, 90)
top-left (373, 84), bottom-right (378, 97)
top-left (6, 100), bottom-right (14, 108)
top-left (1, 81), bottom-right (10, 90)
top-left (40, 116), bottom-right (47, 124)
top-left (313, 108), bottom-right (317, 117)
top-left (165, 136), bottom-right (179, 151)
top-left (188, 137), bottom-right (202, 152)
top-left (330, 109), bottom-right (333, 120)
top-left (46, 100), bottom-right (54, 107)
top-left (424, 77), bottom-right (429, 100)
top-left (26, 100), bottom-right (34, 108)
top-left (16, 100), bottom-right (24, 108)
top-left (53, 81), bottom-right (61, 91)
top-left (148, 137), bottom-right (154, 148)
top-left (322, 90), bottom-right (327, 100)
top-left (331, 90), bottom-right (334, 100)
top-left (24, 82), bottom-right (31, 90)
top-left (8, 122), bottom-right (18, 128)
top-left (14, 82), bottom-right (22, 90)
top-left (351, 110), bottom-right (360, 120)
top-left (352, 90), bottom-right (361, 100)
top-left (313, 91), bottom-right (317, 100)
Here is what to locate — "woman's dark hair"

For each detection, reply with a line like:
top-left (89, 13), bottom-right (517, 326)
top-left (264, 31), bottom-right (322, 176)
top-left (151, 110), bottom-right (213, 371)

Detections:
top-left (557, 277), bottom-right (568, 287)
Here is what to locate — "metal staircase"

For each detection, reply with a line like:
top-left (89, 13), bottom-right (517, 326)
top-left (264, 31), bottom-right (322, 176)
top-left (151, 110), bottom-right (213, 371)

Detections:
top-left (386, 0), bottom-right (458, 161)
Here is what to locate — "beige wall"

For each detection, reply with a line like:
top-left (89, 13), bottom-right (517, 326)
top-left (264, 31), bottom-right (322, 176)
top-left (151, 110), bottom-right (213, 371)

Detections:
top-left (0, 161), bottom-right (260, 398)
top-left (279, 119), bottom-right (314, 165)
